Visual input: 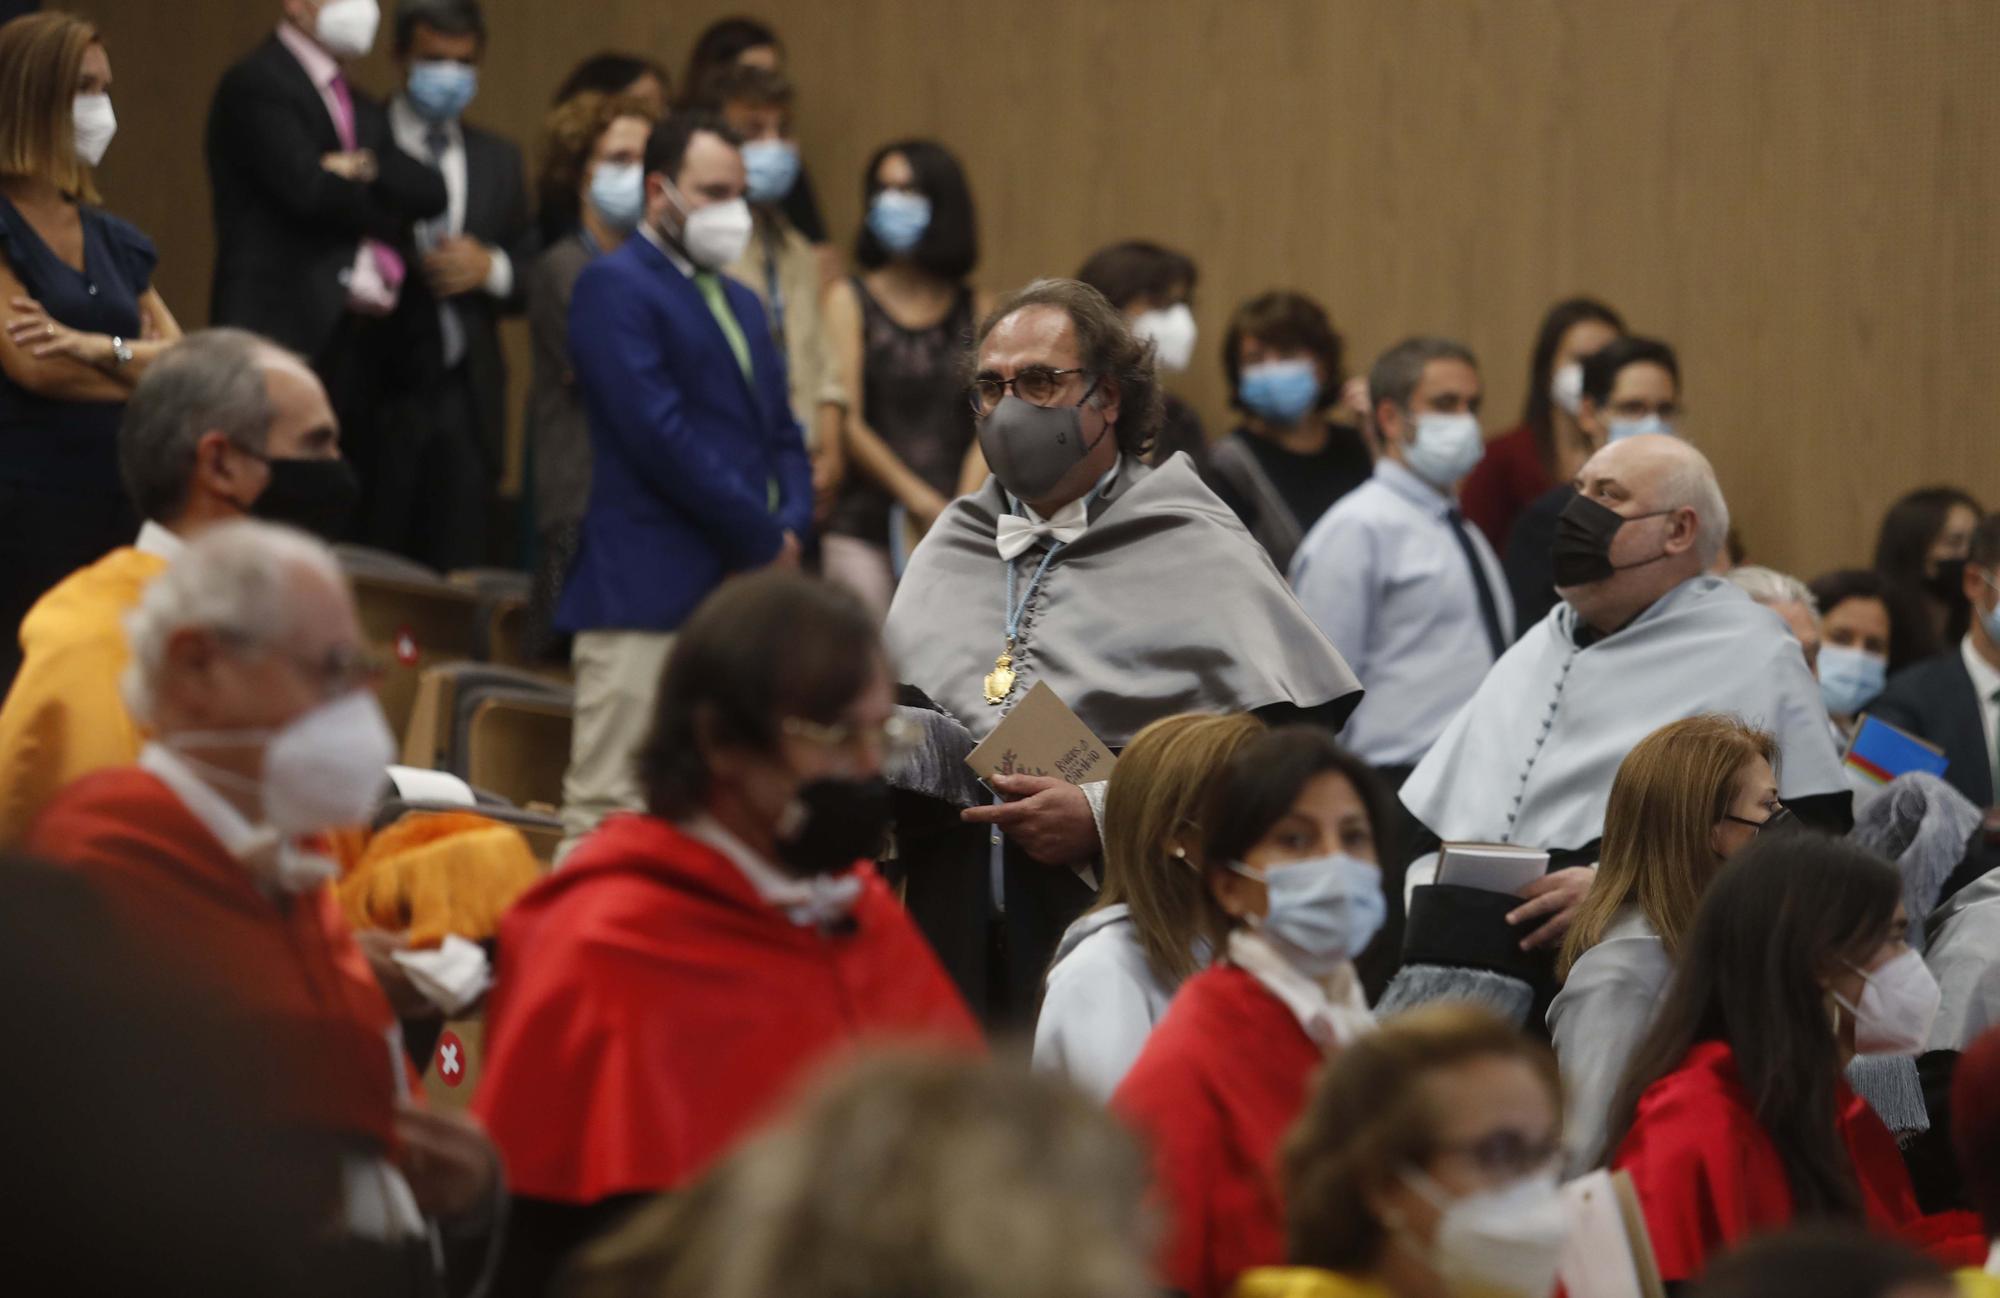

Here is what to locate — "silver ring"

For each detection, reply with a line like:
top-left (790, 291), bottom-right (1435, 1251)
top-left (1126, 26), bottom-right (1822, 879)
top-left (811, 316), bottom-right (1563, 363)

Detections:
top-left (44, 325), bottom-right (53, 338)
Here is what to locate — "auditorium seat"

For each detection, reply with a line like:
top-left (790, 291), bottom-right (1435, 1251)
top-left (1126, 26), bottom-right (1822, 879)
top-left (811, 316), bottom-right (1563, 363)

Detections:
top-left (344, 569), bottom-right (486, 747)
top-left (464, 689), bottom-right (574, 814)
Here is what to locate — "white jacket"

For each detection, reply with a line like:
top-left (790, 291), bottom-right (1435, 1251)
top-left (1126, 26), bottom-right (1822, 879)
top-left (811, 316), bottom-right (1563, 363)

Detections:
top-left (1032, 905), bottom-right (1184, 1102)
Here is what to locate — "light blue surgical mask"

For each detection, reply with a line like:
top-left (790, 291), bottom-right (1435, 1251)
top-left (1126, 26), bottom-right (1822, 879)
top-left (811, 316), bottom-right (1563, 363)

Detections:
top-left (588, 161), bottom-right (646, 232)
top-left (1608, 412), bottom-right (1674, 443)
top-left (742, 139), bottom-right (801, 205)
top-left (1403, 410), bottom-right (1486, 487)
top-left (1232, 852), bottom-right (1385, 976)
top-left (867, 189), bottom-right (931, 253)
top-left (1238, 358), bottom-right (1320, 426)
top-left (406, 60), bottom-right (478, 123)
top-left (1817, 643), bottom-right (1887, 717)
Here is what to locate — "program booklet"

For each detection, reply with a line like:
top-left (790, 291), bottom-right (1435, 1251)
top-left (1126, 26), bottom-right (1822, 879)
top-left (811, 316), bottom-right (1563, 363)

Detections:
top-left (965, 681), bottom-right (1117, 788)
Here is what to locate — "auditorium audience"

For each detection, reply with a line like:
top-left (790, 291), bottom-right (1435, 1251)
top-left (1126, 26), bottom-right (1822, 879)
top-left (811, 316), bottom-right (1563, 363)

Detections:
top-left (1689, 1229), bottom-right (1956, 1298)
top-left (678, 16), bottom-right (828, 248)
top-left (1607, 835), bottom-right (1977, 1283)
top-left (205, 0), bottom-right (446, 564)
top-left (704, 64), bottom-right (847, 525)
top-left (1548, 714), bottom-right (1781, 1168)
top-left (1400, 433), bottom-right (1846, 981)
top-left (1205, 290), bottom-right (1372, 573)
top-left (520, 89), bottom-right (657, 660)
top-left (1233, 1004), bottom-right (1567, 1298)
top-left (1460, 295), bottom-right (1624, 552)
top-left (885, 277), bottom-right (1359, 1023)
top-left (1505, 334), bottom-right (1683, 629)
top-left (553, 112), bottom-right (811, 854)
top-left (1952, 1026), bottom-right (2000, 1295)
top-left (1114, 727), bottom-right (1389, 1298)
top-left (1876, 487), bottom-right (1984, 664)
top-left (1812, 568), bottom-right (1900, 734)
top-left (821, 138), bottom-right (984, 616)
top-left (1729, 564), bottom-right (1824, 672)
top-left (0, 328), bottom-right (347, 847)
top-left (379, 0), bottom-right (533, 570)
top-left (0, 11), bottom-right (183, 690)
top-left (1292, 336), bottom-right (1510, 786)
top-left (25, 518), bottom-right (503, 1295)
top-left (1033, 711), bottom-right (1265, 1100)
top-left (475, 571), bottom-right (978, 1294)
top-left (1075, 238), bottom-right (1208, 468)
top-left (1872, 512), bottom-right (2000, 809)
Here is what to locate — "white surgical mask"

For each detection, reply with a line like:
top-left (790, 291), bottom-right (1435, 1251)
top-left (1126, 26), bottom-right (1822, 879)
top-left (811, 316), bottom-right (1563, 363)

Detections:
top-left (1403, 411), bottom-right (1486, 488)
top-left (1405, 1167), bottom-right (1569, 1298)
top-left (1230, 853), bottom-right (1385, 977)
top-left (312, 0), bottom-right (381, 59)
top-left (169, 690), bottom-right (396, 838)
top-left (588, 161), bottom-right (645, 232)
top-left (666, 183), bottom-right (754, 270)
top-left (1817, 643), bottom-right (1887, 717)
top-left (1836, 949), bottom-right (1942, 1057)
top-left (1607, 412), bottom-right (1674, 443)
top-left (1133, 303), bottom-right (1198, 373)
top-left (1550, 362), bottom-right (1584, 417)
top-left (72, 93), bottom-right (116, 167)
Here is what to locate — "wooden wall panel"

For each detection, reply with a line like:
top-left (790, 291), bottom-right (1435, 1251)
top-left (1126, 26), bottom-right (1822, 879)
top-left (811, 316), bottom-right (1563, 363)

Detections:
top-left (82, 0), bottom-right (1999, 576)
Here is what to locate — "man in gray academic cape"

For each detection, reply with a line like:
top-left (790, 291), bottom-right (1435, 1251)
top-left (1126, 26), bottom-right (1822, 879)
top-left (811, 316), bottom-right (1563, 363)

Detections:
top-left (1398, 433), bottom-right (1849, 977)
top-left (883, 277), bottom-right (1361, 1023)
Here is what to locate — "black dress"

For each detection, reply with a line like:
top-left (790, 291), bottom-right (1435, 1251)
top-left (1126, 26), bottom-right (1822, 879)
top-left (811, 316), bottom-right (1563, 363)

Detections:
top-left (1205, 421), bottom-right (1372, 574)
top-left (0, 197), bottom-right (155, 691)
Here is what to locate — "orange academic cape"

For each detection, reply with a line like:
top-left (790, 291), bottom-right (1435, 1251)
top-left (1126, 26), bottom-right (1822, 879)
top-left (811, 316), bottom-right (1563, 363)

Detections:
top-left (472, 813), bottom-right (982, 1204)
top-left (27, 767), bottom-right (404, 1153)
top-left (1611, 1039), bottom-right (1983, 1282)
top-left (1113, 965), bottom-right (1328, 1298)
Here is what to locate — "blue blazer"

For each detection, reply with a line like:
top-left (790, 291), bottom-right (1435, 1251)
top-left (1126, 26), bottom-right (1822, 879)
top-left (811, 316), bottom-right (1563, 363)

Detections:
top-left (557, 234), bottom-right (812, 633)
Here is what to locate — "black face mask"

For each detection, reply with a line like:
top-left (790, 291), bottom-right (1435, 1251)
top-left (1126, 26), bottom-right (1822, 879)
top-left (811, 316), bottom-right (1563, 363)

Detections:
top-left (1551, 492), bottom-right (1673, 588)
top-left (249, 457), bottom-right (360, 540)
top-left (1926, 557), bottom-right (1969, 604)
top-left (773, 775), bottom-right (894, 877)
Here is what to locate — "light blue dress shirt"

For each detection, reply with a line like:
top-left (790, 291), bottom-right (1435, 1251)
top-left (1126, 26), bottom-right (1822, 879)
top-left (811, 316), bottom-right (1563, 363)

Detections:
top-left (1290, 458), bottom-right (1513, 767)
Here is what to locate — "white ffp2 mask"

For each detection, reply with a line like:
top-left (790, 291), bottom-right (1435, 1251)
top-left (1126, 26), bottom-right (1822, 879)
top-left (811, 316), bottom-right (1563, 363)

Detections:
top-left (72, 93), bottom-right (117, 167)
top-left (1134, 303), bottom-right (1198, 373)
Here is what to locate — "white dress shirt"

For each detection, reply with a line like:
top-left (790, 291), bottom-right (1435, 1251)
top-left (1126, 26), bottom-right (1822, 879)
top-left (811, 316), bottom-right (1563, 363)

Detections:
top-left (1290, 459), bottom-right (1513, 768)
top-left (682, 813), bottom-right (863, 927)
top-left (134, 519), bottom-right (184, 561)
top-left (1227, 928), bottom-right (1373, 1052)
top-left (1962, 634), bottom-right (2000, 791)
top-left (387, 94), bottom-right (513, 300)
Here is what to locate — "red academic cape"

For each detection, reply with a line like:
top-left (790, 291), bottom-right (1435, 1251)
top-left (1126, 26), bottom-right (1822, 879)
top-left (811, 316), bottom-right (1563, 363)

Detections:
top-left (27, 767), bottom-right (402, 1153)
top-left (1112, 965), bottom-right (1327, 1298)
top-left (471, 813), bottom-right (982, 1203)
top-left (1611, 1040), bottom-right (1983, 1282)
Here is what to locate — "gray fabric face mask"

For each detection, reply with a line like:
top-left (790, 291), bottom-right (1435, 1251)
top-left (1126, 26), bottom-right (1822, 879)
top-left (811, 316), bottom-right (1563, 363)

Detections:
top-left (977, 393), bottom-right (1111, 505)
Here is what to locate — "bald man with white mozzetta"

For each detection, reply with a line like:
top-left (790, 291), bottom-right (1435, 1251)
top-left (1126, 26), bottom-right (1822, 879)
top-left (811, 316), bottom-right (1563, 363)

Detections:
top-left (1399, 433), bottom-right (1848, 952)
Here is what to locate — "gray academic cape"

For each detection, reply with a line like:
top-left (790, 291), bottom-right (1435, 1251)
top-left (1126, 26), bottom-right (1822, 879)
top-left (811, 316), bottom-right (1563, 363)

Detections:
top-left (1401, 574), bottom-right (1845, 853)
top-left (885, 453), bottom-right (1361, 748)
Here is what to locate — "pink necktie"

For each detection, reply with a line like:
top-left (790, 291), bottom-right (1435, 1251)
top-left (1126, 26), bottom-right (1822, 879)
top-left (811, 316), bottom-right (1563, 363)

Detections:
top-left (327, 72), bottom-right (405, 294)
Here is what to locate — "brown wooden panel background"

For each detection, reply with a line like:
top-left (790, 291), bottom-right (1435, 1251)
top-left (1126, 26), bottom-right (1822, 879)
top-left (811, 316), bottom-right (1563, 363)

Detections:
top-left (83, 0), bottom-right (1999, 577)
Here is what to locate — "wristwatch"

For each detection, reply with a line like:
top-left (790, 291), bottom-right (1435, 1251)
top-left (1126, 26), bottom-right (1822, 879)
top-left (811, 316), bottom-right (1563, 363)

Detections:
top-left (109, 336), bottom-right (133, 367)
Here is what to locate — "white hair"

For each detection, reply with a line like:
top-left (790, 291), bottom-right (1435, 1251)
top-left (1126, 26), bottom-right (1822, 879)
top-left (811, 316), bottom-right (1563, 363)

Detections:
top-left (123, 520), bottom-right (347, 727)
top-left (1728, 565), bottom-right (1820, 616)
top-left (1651, 439), bottom-right (1732, 569)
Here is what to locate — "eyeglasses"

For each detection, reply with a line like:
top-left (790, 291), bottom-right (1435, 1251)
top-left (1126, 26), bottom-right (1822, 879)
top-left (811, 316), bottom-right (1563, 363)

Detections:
top-left (1723, 803), bottom-right (1792, 835)
top-left (782, 713), bottom-right (923, 764)
top-left (969, 367), bottom-right (1097, 417)
top-left (218, 628), bottom-right (386, 700)
top-left (1425, 1129), bottom-right (1564, 1181)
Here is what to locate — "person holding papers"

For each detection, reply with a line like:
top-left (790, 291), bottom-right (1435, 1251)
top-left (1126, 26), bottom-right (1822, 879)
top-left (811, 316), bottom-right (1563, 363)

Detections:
top-left (1113, 728), bottom-right (1390, 1298)
top-left (1232, 1004), bottom-right (1570, 1298)
top-left (885, 278), bottom-right (1359, 1023)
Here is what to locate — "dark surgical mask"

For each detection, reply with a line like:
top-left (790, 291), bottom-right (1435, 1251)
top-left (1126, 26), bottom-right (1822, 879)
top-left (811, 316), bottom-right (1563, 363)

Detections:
top-left (773, 775), bottom-right (894, 877)
top-left (1551, 493), bottom-right (1675, 588)
top-left (245, 456), bottom-right (361, 541)
top-left (976, 386), bottom-right (1111, 505)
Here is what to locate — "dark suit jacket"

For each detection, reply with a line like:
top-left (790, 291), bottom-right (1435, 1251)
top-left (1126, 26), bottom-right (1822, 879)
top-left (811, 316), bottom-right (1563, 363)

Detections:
top-left (556, 235), bottom-right (812, 635)
top-left (204, 34), bottom-right (447, 360)
top-left (1871, 648), bottom-right (1995, 807)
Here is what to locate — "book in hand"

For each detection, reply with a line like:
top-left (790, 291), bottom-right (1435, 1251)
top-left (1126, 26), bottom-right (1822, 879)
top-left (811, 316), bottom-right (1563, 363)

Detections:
top-left (965, 681), bottom-right (1117, 788)
top-left (1437, 841), bottom-right (1551, 896)
top-left (1558, 1169), bottom-right (1666, 1298)
top-left (1844, 713), bottom-right (1950, 786)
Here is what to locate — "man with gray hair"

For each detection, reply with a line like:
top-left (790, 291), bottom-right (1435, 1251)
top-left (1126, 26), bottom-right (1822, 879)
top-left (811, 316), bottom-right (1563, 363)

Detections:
top-left (1396, 433), bottom-right (1847, 981)
top-left (1728, 564), bottom-right (1823, 673)
top-left (0, 327), bottom-right (350, 846)
top-left (26, 519), bottom-right (501, 1293)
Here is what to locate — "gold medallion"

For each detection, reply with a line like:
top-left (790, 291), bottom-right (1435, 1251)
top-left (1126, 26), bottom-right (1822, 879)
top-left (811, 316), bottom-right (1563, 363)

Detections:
top-left (984, 647), bottom-right (1017, 705)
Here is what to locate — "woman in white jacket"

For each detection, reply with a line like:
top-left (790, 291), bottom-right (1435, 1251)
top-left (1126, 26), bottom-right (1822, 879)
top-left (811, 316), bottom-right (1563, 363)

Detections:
top-left (1033, 711), bottom-right (1266, 1100)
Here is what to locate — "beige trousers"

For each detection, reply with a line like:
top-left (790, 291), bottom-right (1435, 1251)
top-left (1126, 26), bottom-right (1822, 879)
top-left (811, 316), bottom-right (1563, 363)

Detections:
top-left (557, 629), bottom-right (676, 862)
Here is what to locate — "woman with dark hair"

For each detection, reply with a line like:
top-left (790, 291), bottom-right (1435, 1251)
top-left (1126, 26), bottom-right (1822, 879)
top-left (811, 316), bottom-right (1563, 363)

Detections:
top-left (1205, 291), bottom-right (1373, 571)
top-left (550, 50), bottom-right (669, 112)
top-left (1606, 834), bottom-right (1978, 1283)
top-left (822, 139), bottom-right (985, 618)
top-left (1113, 727), bottom-right (1392, 1298)
top-left (1075, 239), bottom-right (1206, 469)
top-left (1460, 296), bottom-right (1624, 552)
top-left (1874, 487), bottom-right (1984, 663)
top-left (1809, 568), bottom-right (1904, 735)
top-left (676, 16), bottom-right (828, 245)
top-left (474, 570), bottom-right (979, 1293)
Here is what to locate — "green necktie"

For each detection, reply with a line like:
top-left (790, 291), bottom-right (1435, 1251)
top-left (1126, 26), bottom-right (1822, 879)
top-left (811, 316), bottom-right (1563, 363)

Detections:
top-left (695, 271), bottom-right (753, 381)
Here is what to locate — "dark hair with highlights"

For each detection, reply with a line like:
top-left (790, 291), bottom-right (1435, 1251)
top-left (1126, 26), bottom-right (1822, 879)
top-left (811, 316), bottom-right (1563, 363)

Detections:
top-left (1221, 291), bottom-right (1344, 415)
top-left (970, 278), bottom-right (1165, 458)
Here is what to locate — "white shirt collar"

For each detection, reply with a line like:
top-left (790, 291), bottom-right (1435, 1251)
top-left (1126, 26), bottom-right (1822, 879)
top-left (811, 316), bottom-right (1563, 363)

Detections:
top-left (637, 221), bottom-right (696, 278)
top-left (1984, 1239), bottom-right (2000, 1278)
top-left (134, 520), bottom-right (185, 561)
top-left (682, 813), bottom-right (863, 927)
top-left (1962, 633), bottom-right (2000, 705)
top-left (137, 742), bottom-right (336, 895)
top-left (1374, 457), bottom-right (1456, 519)
top-left (1227, 928), bottom-right (1374, 1051)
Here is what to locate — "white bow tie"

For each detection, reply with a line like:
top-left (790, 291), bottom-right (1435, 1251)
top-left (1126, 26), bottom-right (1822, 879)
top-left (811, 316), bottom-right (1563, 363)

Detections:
top-left (995, 499), bottom-right (1090, 561)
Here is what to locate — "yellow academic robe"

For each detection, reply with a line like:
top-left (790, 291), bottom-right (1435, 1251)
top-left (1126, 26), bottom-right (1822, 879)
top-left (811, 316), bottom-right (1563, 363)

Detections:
top-left (1959, 1267), bottom-right (2000, 1298)
top-left (1234, 1267), bottom-right (1394, 1298)
top-left (0, 546), bottom-right (169, 847)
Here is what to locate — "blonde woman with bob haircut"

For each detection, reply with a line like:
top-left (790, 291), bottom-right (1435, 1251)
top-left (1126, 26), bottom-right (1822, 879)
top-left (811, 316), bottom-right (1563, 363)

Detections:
top-left (1548, 713), bottom-right (1782, 1168)
top-left (1235, 1004), bottom-right (1568, 1298)
top-left (0, 10), bottom-right (182, 687)
top-left (1035, 710), bottom-right (1266, 1100)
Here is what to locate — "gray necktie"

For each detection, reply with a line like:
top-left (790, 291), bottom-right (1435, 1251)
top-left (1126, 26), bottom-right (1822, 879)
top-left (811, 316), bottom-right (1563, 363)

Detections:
top-left (425, 125), bottom-right (467, 369)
